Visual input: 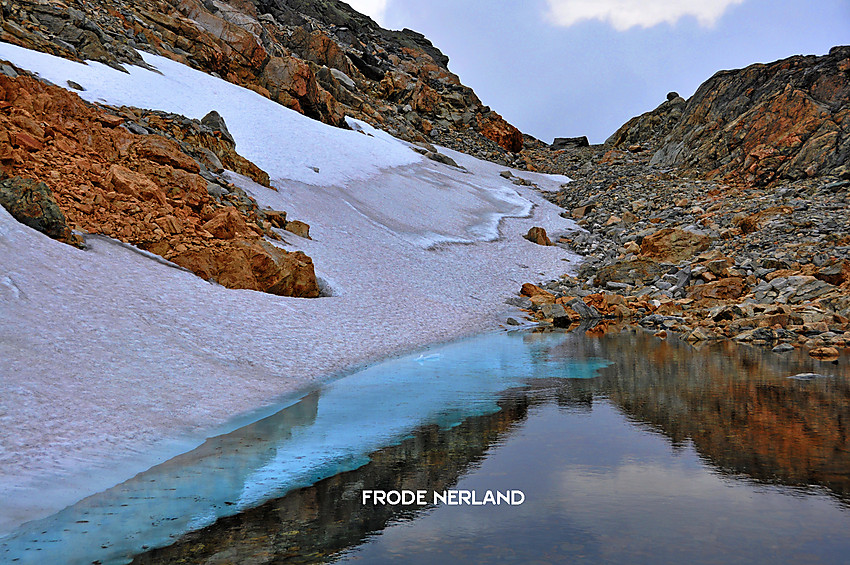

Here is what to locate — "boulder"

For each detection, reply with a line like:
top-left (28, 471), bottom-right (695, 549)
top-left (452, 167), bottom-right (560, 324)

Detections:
top-left (201, 110), bottom-right (235, 146)
top-left (171, 239), bottom-right (319, 297)
top-left (640, 228), bottom-right (711, 263)
top-left (284, 219), bottom-right (311, 239)
top-left (0, 176), bottom-right (83, 247)
top-left (688, 277), bottom-right (747, 301)
top-left (523, 226), bottom-right (553, 246)
top-left (594, 258), bottom-right (670, 287)
top-left (425, 151), bottom-right (460, 168)
top-left (201, 206), bottom-right (250, 239)
top-left (551, 136), bottom-right (589, 150)
top-left (105, 165), bottom-right (168, 206)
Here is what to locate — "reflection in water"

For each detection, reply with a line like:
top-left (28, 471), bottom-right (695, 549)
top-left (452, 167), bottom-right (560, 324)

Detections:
top-left (0, 331), bottom-right (607, 564)
top-left (582, 330), bottom-right (850, 502)
top-left (133, 397), bottom-right (534, 564)
top-left (130, 330), bottom-right (850, 564)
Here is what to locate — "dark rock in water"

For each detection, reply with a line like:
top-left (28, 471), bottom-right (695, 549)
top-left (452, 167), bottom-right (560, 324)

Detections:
top-left (567, 298), bottom-right (601, 320)
top-left (772, 343), bottom-right (795, 353)
top-left (551, 136), bottom-right (589, 150)
top-left (0, 176), bottom-right (84, 247)
top-left (202, 111), bottom-right (235, 147)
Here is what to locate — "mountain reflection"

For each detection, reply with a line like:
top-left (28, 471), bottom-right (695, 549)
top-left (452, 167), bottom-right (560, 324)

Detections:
top-left (132, 396), bottom-right (531, 564)
top-left (133, 329), bottom-right (850, 563)
top-left (561, 329), bottom-right (850, 502)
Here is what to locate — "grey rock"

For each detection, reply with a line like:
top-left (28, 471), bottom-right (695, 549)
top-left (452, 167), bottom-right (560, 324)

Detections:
top-left (541, 303), bottom-right (567, 319)
top-left (125, 122), bottom-right (149, 135)
top-left (201, 110), bottom-right (235, 146)
top-left (0, 64), bottom-right (18, 78)
top-left (772, 343), bottom-right (795, 353)
top-left (505, 296), bottom-right (532, 309)
top-left (425, 151), bottom-right (461, 168)
top-left (551, 136), bottom-right (589, 150)
top-left (567, 298), bottom-right (601, 319)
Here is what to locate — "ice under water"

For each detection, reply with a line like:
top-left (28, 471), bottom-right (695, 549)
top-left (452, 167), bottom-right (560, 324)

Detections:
top-left (4, 329), bottom-right (850, 564)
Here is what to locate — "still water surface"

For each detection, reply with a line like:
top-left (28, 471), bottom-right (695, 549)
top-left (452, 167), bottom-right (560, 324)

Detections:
top-left (4, 329), bottom-right (850, 564)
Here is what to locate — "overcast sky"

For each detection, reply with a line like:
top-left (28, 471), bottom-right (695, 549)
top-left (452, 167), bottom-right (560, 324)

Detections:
top-left (345, 0), bottom-right (849, 144)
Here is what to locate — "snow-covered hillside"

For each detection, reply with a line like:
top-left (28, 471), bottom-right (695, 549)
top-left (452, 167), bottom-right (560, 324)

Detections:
top-left (0, 42), bottom-right (578, 534)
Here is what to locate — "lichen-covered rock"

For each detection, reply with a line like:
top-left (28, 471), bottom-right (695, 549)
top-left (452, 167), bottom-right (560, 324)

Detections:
top-left (0, 176), bottom-right (83, 247)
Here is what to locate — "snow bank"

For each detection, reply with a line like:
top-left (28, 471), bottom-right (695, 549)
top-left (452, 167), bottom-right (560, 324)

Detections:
top-left (0, 43), bottom-right (419, 186)
top-left (0, 42), bottom-right (580, 535)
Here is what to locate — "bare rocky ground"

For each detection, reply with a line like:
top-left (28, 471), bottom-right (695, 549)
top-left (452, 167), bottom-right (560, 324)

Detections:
top-left (511, 142), bottom-right (850, 361)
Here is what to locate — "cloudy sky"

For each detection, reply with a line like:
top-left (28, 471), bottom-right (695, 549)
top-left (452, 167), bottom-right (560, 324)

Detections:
top-left (346, 0), bottom-right (849, 144)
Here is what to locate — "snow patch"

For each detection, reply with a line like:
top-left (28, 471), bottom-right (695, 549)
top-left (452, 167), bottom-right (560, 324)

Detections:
top-left (0, 42), bottom-right (581, 535)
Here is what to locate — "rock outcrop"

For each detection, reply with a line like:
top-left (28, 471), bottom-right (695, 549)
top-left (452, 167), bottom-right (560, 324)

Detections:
top-left (1, 0), bottom-right (527, 161)
top-left (605, 91), bottom-right (686, 151)
top-left (649, 46), bottom-right (850, 185)
top-left (0, 67), bottom-right (319, 297)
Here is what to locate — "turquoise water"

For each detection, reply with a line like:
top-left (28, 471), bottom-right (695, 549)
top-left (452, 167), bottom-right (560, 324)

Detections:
top-left (0, 331), bottom-right (609, 564)
top-left (5, 329), bottom-right (850, 564)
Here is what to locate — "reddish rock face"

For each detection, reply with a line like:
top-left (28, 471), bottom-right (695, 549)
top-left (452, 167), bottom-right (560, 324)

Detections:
top-left (651, 46), bottom-right (850, 184)
top-left (477, 111), bottom-right (523, 153)
top-left (0, 72), bottom-right (319, 298)
top-left (0, 0), bottom-right (527, 160)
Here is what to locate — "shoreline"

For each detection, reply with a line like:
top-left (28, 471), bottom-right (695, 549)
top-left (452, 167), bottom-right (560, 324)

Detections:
top-left (0, 154), bottom-right (579, 536)
top-left (513, 143), bottom-right (850, 358)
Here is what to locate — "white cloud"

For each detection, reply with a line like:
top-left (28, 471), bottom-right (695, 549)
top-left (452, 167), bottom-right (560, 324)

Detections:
top-left (345, 0), bottom-right (389, 25)
top-left (544, 0), bottom-right (746, 30)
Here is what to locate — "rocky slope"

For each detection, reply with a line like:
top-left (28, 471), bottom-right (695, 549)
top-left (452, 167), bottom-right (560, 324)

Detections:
top-left (0, 62), bottom-right (319, 296)
top-left (0, 0), bottom-right (524, 163)
top-left (611, 46), bottom-right (850, 185)
top-left (514, 46), bottom-right (850, 358)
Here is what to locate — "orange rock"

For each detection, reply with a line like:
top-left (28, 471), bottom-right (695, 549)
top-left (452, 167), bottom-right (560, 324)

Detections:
top-left (285, 220), bottom-right (311, 239)
top-left (201, 206), bottom-right (249, 239)
top-left (11, 131), bottom-right (43, 152)
top-left (809, 346), bottom-right (839, 360)
top-left (131, 136), bottom-right (200, 173)
top-left (523, 226), bottom-right (552, 246)
top-left (688, 277), bottom-right (747, 301)
top-left (640, 228), bottom-right (711, 263)
top-left (476, 111), bottom-right (523, 153)
top-left (105, 164), bottom-right (168, 206)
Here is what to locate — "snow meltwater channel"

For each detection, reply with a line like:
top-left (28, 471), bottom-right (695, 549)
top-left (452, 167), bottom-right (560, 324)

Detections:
top-left (0, 42), bottom-right (578, 536)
